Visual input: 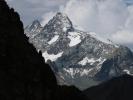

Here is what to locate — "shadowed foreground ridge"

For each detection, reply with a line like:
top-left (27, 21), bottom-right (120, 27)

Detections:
top-left (0, 0), bottom-right (86, 100)
top-left (0, 0), bottom-right (56, 99)
top-left (84, 74), bottom-right (133, 100)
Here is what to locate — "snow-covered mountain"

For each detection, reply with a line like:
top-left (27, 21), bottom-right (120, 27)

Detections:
top-left (25, 12), bottom-right (133, 90)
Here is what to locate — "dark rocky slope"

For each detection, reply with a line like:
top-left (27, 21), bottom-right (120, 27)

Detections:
top-left (84, 74), bottom-right (133, 100)
top-left (0, 0), bottom-right (86, 100)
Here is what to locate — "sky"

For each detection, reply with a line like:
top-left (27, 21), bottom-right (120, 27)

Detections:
top-left (6, 0), bottom-right (133, 50)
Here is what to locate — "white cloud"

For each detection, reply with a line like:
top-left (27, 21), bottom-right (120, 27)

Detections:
top-left (112, 30), bottom-right (133, 44)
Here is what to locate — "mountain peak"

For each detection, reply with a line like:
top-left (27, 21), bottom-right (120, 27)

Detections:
top-left (43, 12), bottom-right (73, 32)
top-left (25, 20), bottom-right (42, 32)
top-left (25, 20), bottom-right (43, 37)
top-left (30, 20), bottom-right (41, 29)
top-left (55, 12), bottom-right (68, 18)
top-left (32, 20), bottom-right (41, 26)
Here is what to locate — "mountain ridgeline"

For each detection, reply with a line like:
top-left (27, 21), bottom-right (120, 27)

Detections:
top-left (25, 12), bottom-right (133, 89)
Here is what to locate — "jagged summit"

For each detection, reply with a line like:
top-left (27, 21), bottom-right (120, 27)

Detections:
top-left (32, 20), bottom-right (41, 27)
top-left (55, 12), bottom-right (68, 19)
top-left (43, 12), bottom-right (73, 33)
top-left (25, 20), bottom-right (42, 31)
top-left (25, 20), bottom-right (43, 38)
top-left (54, 12), bottom-right (72, 26)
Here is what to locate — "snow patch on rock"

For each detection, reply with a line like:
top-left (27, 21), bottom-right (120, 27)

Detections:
top-left (48, 35), bottom-right (59, 45)
top-left (96, 58), bottom-right (106, 71)
top-left (63, 27), bottom-right (67, 32)
top-left (68, 32), bottom-right (81, 47)
top-left (80, 69), bottom-right (93, 76)
top-left (63, 68), bottom-right (96, 77)
top-left (42, 51), bottom-right (63, 62)
top-left (123, 69), bottom-right (133, 75)
top-left (78, 57), bottom-right (96, 66)
top-left (78, 57), bottom-right (106, 67)
top-left (63, 68), bottom-right (79, 78)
